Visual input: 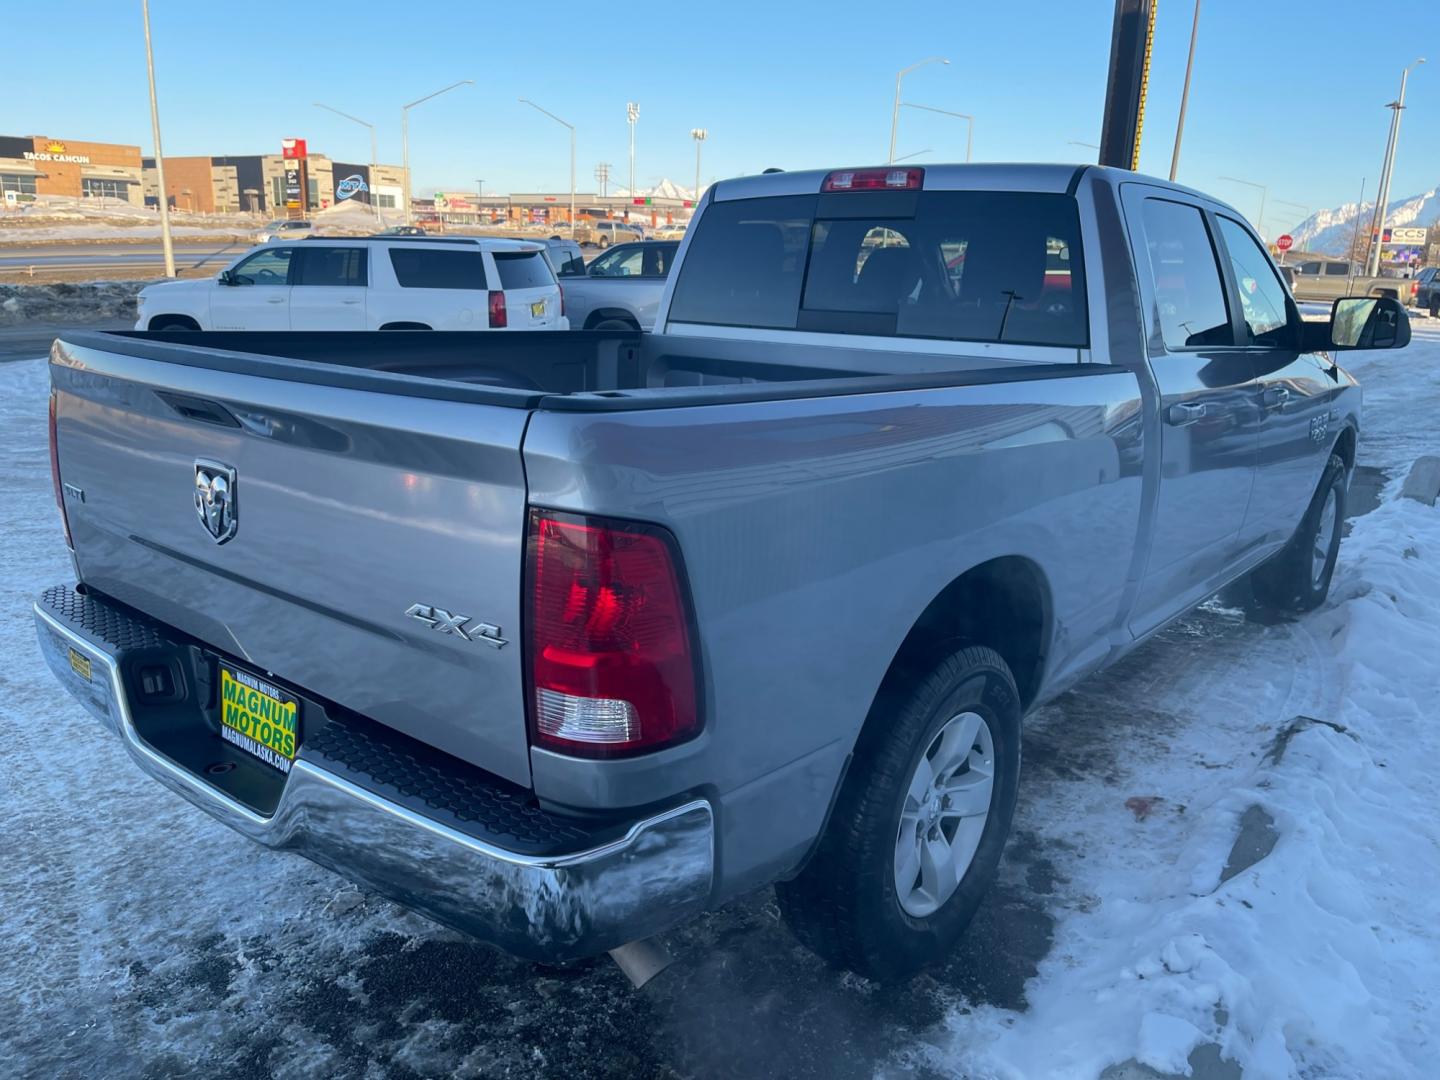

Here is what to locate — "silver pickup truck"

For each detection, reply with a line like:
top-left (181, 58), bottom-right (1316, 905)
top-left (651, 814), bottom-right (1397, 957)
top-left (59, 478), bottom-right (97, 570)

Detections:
top-left (35, 164), bottom-right (1409, 982)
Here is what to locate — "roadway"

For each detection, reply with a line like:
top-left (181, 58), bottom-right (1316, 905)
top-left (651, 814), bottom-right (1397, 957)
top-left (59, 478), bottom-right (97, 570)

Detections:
top-left (0, 241), bottom-right (246, 274)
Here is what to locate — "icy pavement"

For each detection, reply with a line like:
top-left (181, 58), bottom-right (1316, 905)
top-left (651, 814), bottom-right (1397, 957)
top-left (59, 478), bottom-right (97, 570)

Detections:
top-left (2, 336), bottom-right (1439, 1079)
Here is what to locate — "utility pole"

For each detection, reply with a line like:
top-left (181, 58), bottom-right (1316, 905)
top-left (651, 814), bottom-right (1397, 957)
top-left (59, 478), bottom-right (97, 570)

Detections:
top-left (141, 0), bottom-right (175, 278)
top-left (475, 179), bottom-right (484, 223)
top-left (1169, 0), bottom-right (1201, 181)
top-left (888, 57), bottom-right (949, 164)
top-left (690, 129), bottom-right (707, 205)
top-left (519, 99), bottom-right (576, 238)
top-left (314, 103), bottom-right (380, 223)
top-left (626, 103), bottom-right (639, 201)
top-left (402, 80), bottom-right (474, 225)
top-left (1367, 58), bottom-right (1425, 277)
top-left (594, 162), bottom-right (612, 197)
top-left (1098, 0), bottom-right (1157, 171)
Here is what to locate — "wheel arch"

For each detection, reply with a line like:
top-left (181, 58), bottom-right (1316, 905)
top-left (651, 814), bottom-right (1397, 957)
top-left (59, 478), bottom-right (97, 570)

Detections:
top-left (583, 308), bottom-right (641, 330)
top-left (147, 313), bottom-right (201, 331)
top-left (378, 321), bottom-right (433, 331)
top-left (1331, 422), bottom-right (1358, 473)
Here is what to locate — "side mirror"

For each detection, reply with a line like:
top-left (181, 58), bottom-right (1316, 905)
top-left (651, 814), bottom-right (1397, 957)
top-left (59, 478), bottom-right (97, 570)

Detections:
top-left (218, 269), bottom-right (236, 286)
top-left (1303, 295), bottom-right (1412, 352)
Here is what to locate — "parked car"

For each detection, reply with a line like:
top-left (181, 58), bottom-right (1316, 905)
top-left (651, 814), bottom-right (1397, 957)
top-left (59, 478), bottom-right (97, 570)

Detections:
top-left (1291, 259), bottom-right (1419, 305)
top-left (1275, 263), bottom-right (1297, 293)
top-left (134, 236), bottom-right (564, 332)
top-left (374, 225), bottom-right (427, 237)
top-left (562, 240), bottom-right (679, 330)
top-left (1413, 266), bottom-right (1440, 316)
top-left (255, 219), bottom-right (314, 243)
top-left (574, 220), bottom-right (643, 248)
top-left (539, 237), bottom-right (588, 278)
top-left (38, 164), bottom-right (1409, 982)
top-left (653, 221), bottom-right (689, 240)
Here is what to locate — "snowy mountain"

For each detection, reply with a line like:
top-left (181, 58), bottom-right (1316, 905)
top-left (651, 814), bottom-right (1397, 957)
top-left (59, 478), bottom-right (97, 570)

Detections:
top-left (610, 177), bottom-right (696, 200)
top-left (1289, 187), bottom-right (1440, 255)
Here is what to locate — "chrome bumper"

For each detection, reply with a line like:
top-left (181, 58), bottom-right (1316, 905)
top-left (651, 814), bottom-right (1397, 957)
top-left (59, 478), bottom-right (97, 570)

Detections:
top-left (34, 592), bottom-right (714, 962)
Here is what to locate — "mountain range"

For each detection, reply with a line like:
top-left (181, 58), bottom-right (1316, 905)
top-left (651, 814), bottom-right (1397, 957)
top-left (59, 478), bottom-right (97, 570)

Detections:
top-left (1289, 187), bottom-right (1440, 255)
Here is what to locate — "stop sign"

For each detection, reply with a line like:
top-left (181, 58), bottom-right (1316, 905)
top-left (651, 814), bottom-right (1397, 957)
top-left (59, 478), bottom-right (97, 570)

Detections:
top-left (1277, 234), bottom-right (1294, 252)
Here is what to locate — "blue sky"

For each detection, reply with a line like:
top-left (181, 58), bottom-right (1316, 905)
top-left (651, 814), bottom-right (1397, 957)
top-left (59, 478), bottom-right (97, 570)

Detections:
top-left (9, 1), bottom-right (1437, 233)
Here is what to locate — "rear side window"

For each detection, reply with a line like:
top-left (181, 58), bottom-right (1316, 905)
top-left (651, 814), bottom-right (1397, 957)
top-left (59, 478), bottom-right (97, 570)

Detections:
top-left (388, 248), bottom-right (488, 289)
top-left (668, 191), bottom-right (1088, 346)
top-left (1216, 217), bottom-right (1293, 346)
top-left (1324, 263), bottom-right (1352, 276)
top-left (547, 247), bottom-right (586, 277)
top-left (1139, 199), bottom-right (1232, 349)
top-left (494, 252), bottom-right (556, 290)
top-left (295, 247), bottom-right (366, 287)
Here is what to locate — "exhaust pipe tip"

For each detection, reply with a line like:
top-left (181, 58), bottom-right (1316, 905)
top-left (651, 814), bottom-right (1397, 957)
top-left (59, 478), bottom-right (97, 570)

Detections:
top-left (608, 937), bottom-right (673, 989)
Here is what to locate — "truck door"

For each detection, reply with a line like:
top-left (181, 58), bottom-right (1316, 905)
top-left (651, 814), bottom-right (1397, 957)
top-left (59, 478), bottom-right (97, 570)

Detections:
top-left (1122, 189), bottom-right (1261, 636)
top-left (1212, 215), bottom-right (1339, 556)
top-left (212, 247), bottom-right (293, 330)
top-left (288, 246), bottom-right (368, 329)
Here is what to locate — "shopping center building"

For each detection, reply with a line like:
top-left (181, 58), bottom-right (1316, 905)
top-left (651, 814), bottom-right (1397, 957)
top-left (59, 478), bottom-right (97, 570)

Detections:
top-left (1, 134), bottom-right (145, 204)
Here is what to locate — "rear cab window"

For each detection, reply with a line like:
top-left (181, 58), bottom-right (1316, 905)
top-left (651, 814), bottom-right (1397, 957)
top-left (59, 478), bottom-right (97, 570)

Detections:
top-left (667, 190), bottom-right (1089, 347)
top-left (294, 246), bottom-right (367, 287)
top-left (494, 251), bottom-right (557, 290)
top-left (388, 247), bottom-right (488, 289)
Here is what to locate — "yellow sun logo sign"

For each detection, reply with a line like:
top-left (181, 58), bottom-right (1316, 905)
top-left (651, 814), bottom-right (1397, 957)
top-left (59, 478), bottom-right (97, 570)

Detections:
top-left (45, 142), bottom-right (67, 154)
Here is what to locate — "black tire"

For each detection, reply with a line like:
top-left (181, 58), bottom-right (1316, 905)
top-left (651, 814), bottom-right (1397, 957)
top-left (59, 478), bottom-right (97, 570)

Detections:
top-left (148, 316), bottom-right (199, 332)
top-left (1429, 295), bottom-right (1438, 318)
top-left (775, 645), bottom-right (1022, 981)
top-left (1250, 454), bottom-right (1346, 613)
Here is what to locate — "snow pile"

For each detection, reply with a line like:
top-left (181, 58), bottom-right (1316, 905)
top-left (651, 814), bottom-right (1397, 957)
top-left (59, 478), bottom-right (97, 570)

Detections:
top-left (0, 281), bottom-right (145, 326)
top-left (921, 334), bottom-right (1440, 1079)
top-left (311, 199), bottom-right (406, 232)
top-left (0, 195), bottom-right (260, 244)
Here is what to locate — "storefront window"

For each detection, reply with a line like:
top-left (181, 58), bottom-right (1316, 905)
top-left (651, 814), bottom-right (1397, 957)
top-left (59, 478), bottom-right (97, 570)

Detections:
top-left (376, 193), bottom-right (397, 209)
top-left (1, 174), bottom-right (39, 196)
top-left (81, 178), bottom-right (129, 200)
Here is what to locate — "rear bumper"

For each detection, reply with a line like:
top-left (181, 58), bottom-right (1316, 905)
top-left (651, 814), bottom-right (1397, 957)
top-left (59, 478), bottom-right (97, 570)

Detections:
top-left (33, 585), bottom-right (714, 963)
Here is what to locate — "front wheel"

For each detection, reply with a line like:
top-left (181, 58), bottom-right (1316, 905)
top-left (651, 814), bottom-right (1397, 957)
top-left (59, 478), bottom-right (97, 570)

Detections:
top-left (776, 645), bottom-right (1021, 981)
top-left (1250, 453), bottom-right (1346, 612)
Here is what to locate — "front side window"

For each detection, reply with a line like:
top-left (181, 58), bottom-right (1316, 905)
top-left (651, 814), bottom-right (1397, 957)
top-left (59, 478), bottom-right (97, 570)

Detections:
top-left (230, 247), bottom-right (294, 286)
top-left (1139, 199), bottom-right (1232, 349)
top-left (1217, 217), bottom-right (1293, 347)
top-left (295, 246), bottom-right (366, 287)
top-left (1324, 262), bottom-right (1352, 276)
top-left (388, 248), bottom-right (488, 289)
top-left (588, 245), bottom-right (645, 277)
top-left (494, 251), bottom-right (555, 290)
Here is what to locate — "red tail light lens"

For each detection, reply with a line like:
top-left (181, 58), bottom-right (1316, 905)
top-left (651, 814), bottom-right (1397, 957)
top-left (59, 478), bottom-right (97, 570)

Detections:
top-left (822, 167), bottom-right (924, 192)
top-left (49, 390), bottom-right (73, 549)
top-left (488, 290), bottom-right (508, 328)
top-left (526, 509), bottom-right (700, 758)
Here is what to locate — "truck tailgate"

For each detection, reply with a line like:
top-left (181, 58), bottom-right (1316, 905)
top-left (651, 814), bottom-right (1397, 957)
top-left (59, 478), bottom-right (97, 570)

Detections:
top-left (50, 339), bottom-right (534, 786)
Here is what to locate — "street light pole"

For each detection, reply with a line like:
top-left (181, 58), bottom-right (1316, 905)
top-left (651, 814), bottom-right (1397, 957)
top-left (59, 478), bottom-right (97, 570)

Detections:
top-left (626, 102), bottom-right (639, 200)
top-left (1218, 175), bottom-right (1268, 239)
top-left (1169, 0), bottom-right (1202, 181)
top-left (520, 99), bottom-right (576, 238)
top-left (690, 128), bottom-right (708, 205)
top-left (889, 57), bottom-right (949, 164)
top-left (141, 0), bottom-right (175, 278)
top-left (314, 102), bottom-right (380, 223)
top-left (402, 79), bottom-right (474, 225)
top-left (1367, 58), bottom-right (1425, 276)
top-left (899, 102), bottom-right (973, 162)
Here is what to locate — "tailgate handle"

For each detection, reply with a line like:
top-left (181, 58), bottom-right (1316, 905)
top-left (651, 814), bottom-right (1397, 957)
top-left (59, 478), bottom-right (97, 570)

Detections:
top-left (155, 390), bottom-right (241, 429)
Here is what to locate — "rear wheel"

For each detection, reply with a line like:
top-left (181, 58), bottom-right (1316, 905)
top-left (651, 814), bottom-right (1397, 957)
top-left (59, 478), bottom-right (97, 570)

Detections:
top-left (148, 315), bottom-right (200, 332)
top-left (775, 645), bottom-right (1021, 981)
top-left (1250, 453), bottom-right (1346, 613)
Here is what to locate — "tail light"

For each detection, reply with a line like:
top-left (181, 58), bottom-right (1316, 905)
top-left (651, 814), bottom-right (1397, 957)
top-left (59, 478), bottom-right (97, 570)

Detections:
top-left (525, 509), bottom-right (700, 758)
top-left (49, 390), bottom-right (73, 549)
top-left (488, 290), bottom-right (508, 328)
top-left (822, 167), bottom-right (924, 192)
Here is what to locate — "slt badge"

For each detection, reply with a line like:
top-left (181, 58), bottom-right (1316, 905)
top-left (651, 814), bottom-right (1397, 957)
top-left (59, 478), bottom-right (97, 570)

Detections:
top-left (194, 459), bottom-right (238, 544)
top-left (405, 604), bottom-right (507, 648)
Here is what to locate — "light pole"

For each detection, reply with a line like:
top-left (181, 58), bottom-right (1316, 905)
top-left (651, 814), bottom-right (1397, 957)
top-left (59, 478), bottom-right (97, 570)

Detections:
top-left (314, 102), bottom-right (379, 223)
top-left (893, 149), bottom-right (932, 162)
top-left (1169, 0), bottom-right (1202, 181)
top-left (690, 128), bottom-right (707, 205)
top-left (475, 179), bottom-right (485, 223)
top-left (889, 57), bottom-right (949, 164)
top-left (141, 0), bottom-right (175, 278)
top-left (1367, 58), bottom-right (1425, 276)
top-left (1218, 175), bottom-right (1268, 239)
top-left (899, 102), bottom-right (972, 162)
top-left (520, 99), bottom-right (576, 238)
top-left (627, 102), bottom-right (640, 201)
top-left (402, 79), bottom-right (474, 225)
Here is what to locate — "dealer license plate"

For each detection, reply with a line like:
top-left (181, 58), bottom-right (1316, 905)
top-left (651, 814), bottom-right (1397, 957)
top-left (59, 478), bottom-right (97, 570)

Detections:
top-left (531, 300), bottom-right (546, 318)
top-left (219, 664), bottom-right (299, 773)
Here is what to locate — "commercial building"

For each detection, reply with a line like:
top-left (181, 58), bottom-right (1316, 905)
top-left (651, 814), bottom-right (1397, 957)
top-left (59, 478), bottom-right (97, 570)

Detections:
top-left (1, 134), bottom-right (145, 205)
top-left (425, 189), bottom-right (697, 228)
top-left (142, 154), bottom-right (407, 215)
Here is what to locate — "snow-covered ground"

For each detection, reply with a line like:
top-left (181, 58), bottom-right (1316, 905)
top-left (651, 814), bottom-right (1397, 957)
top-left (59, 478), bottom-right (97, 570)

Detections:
top-left (1, 333), bottom-right (1438, 1079)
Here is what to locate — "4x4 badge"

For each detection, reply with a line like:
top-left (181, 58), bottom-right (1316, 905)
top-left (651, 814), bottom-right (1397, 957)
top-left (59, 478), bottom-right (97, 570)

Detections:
top-left (194, 460), bottom-right (238, 544)
top-left (405, 604), bottom-right (507, 648)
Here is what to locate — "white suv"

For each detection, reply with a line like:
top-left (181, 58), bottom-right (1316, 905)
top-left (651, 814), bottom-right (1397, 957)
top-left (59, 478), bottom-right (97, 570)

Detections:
top-left (135, 237), bottom-right (565, 332)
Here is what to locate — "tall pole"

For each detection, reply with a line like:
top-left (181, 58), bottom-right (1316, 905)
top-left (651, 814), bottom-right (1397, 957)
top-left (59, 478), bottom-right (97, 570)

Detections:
top-left (402, 79), bottom-right (475, 226)
top-left (520, 99), bottom-right (576, 239)
top-left (899, 103), bottom-right (972, 162)
top-left (1169, 0), bottom-right (1201, 181)
top-left (626, 102), bottom-right (639, 201)
top-left (1367, 59), bottom-right (1425, 277)
top-left (1218, 176), bottom-right (1268, 239)
top-left (314, 103), bottom-right (380, 223)
top-left (141, 0), bottom-right (175, 278)
top-left (889, 57), bottom-right (949, 164)
top-left (690, 128), bottom-right (707, 205)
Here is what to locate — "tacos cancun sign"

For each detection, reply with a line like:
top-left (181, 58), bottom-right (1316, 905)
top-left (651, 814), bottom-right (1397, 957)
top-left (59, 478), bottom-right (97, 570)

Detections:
top-left (24, 141), bottom-right (91, 165)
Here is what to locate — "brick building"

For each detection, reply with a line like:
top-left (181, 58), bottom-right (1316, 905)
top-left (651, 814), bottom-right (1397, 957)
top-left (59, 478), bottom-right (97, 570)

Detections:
top-left (0, 134), bottom-right (145, 205)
